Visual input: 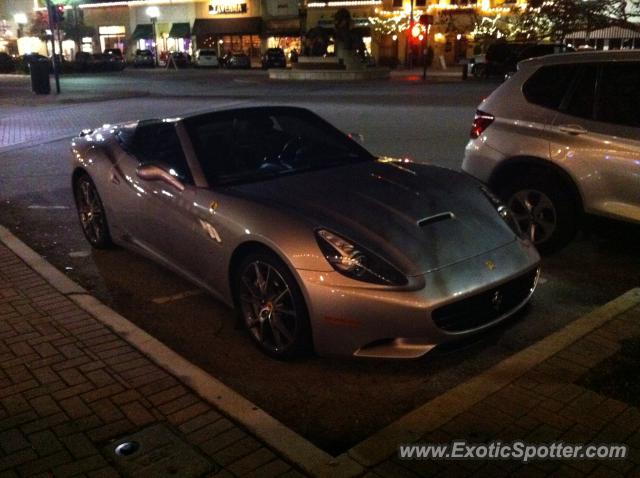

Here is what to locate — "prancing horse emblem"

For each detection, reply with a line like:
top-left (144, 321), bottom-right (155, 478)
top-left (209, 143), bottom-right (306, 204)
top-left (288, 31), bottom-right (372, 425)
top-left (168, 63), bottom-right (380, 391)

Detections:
top-left (485, 259), bottom-right (496, 271)
top-left (491, 290), bottom-right (503, 311)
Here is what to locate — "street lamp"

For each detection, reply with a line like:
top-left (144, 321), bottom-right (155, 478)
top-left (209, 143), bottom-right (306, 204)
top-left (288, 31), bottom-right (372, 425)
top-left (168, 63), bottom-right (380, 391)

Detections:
top-left (14, 13), bottom-right (27, 38)
top-left (146, 6), bottom-right (160, 66)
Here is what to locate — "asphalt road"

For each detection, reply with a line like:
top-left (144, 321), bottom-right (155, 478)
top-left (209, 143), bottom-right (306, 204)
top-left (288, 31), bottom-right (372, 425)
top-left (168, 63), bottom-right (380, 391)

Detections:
top-left (1, 70), bottom-right (639, 454)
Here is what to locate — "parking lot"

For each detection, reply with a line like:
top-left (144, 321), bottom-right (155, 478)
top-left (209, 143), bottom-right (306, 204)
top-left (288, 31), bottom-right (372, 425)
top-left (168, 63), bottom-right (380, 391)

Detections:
top-left (1, 69), bottom-right (639, 454)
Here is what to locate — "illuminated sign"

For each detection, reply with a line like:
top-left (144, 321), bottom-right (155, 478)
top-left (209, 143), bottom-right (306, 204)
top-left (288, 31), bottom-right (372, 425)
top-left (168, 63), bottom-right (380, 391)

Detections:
top-left (209, 1), bottom-right (247, 14)
top-left (99, 25), bottom-right (126, 35)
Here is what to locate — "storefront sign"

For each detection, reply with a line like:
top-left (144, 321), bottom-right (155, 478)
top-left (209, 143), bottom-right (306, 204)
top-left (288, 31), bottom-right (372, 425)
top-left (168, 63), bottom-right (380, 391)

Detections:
top-left (209, 1), bottom-right (248, 14)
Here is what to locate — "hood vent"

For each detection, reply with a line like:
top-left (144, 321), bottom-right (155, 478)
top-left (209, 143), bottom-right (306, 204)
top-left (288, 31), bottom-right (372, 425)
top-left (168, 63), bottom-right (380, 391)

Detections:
top-left (417, 212), bottom-right (455, 228)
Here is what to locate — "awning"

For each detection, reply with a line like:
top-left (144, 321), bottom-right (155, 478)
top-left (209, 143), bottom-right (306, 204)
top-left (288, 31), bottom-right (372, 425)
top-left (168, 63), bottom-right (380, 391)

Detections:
top-left (263, 18), bottom-right (301, 37)
top-left (130, 24), bottom-right (154, 41)
top-left (192, 18), bottom-right (262, 37)
top-left (169, 22), bottom-right (191, 38)
top-left (566, 26), bottom-right (640, 39)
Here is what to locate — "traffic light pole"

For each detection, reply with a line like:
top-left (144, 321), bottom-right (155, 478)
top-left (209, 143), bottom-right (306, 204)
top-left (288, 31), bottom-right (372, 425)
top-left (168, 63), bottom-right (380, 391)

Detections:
top-left (422, 38), bottom-right (427, 80)
top-left (45, 0), bottom-right (61, 94)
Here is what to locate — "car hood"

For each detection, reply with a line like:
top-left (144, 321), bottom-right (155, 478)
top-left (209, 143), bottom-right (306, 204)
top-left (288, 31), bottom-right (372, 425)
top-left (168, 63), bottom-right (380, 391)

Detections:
top-left (230, 159), bottom-right (517, 276)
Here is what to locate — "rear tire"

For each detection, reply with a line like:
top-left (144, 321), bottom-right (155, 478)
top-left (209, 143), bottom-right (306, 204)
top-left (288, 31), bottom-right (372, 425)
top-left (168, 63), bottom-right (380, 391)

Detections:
top-left (233, 251), bottom-right (312, 360)
top-left (496, 170), bottom-right (579, 254)
top-left (73, 173), bottom-right (114, 249)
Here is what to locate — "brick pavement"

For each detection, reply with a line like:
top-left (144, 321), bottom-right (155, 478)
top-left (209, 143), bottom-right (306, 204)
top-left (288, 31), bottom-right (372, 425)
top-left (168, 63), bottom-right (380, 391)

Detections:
top-left (363, 301), bottom-right (640, 477)
top-left (0, 241), bottom-right (304, 478)
top-left (2, 220), bottom-right (640, 477)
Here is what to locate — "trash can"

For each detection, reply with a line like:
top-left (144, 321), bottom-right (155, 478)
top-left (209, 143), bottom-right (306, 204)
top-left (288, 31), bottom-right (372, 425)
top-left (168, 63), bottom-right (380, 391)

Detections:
top-left (30, 58), bottom-right (50, 95)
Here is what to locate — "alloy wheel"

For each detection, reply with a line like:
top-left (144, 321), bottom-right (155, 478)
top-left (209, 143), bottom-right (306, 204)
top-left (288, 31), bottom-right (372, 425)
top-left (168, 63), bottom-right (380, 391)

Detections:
top-left (75, 176), bottom-right (107, 246)
top-left (508, 189), bottom-right (557, 245)
top-left (238, 260), bottom-right (299, 355)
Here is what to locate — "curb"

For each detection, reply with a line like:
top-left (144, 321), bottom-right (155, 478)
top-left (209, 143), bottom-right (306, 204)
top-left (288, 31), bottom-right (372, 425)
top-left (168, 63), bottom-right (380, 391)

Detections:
top-left (348, 287), bottom-right (640, 467)
top-left (0, 225), bottom-right (363, 478)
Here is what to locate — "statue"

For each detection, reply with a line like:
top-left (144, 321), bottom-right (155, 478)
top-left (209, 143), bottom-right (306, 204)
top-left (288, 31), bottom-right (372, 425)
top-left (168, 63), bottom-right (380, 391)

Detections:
top-left (333, 8), bottom-right (365, 69)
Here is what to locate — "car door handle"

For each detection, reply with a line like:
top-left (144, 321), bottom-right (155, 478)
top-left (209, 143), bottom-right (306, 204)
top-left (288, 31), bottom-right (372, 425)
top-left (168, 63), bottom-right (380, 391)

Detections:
top-left (557, 124), bottom-right (588, 135)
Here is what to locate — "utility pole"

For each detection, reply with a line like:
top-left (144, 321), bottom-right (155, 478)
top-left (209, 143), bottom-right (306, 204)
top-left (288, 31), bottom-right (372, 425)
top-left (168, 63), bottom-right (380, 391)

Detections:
top-left (45, 0), bottom-right (61, 93)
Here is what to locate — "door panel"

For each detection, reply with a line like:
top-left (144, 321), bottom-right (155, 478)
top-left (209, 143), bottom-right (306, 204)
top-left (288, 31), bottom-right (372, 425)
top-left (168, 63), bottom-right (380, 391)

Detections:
top-left (549, 62), bottom-right (640, 222)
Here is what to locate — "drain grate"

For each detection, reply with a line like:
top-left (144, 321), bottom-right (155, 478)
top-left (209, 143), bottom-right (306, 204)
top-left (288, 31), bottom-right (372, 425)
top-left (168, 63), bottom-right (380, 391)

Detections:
top-left (103, 423), bottom-right (216, 477)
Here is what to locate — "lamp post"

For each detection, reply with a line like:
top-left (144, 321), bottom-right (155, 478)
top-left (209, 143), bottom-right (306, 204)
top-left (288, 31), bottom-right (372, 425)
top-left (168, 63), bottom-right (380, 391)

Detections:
top-left (146, 6), bottom-right (159, 66)
top-left (14, 13), bottom-right (27, 39)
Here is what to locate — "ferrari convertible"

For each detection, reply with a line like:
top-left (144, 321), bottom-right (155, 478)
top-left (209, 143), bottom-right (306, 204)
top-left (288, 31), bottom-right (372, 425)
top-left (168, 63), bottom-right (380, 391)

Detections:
top-left (71, 106), bottom-right (540, 359)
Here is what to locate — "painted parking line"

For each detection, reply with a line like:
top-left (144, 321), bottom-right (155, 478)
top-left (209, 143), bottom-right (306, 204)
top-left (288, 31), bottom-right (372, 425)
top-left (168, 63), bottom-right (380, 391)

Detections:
top-left (152, 289), bottom-right (204, 305)
top-left (27, 205), bottom-right (69, 209)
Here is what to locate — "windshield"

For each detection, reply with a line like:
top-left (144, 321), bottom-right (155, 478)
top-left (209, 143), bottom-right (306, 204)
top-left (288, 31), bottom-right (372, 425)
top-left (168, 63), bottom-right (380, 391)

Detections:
top-left (184, 108), bottom-right (375, 186)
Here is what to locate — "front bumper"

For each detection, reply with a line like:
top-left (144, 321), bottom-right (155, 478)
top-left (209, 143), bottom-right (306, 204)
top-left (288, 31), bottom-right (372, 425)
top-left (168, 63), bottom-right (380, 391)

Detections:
top-left (298, 238), bottom-right (540, 358)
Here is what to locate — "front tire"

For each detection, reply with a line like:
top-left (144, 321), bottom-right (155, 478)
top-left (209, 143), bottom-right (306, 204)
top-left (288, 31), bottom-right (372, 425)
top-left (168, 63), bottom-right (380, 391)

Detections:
top-left (496, 171), bottom-right (579, 254)
top-left (233, 251), bottom-right (312, 359)
top-left (73, 173), bottom-right (114, 249)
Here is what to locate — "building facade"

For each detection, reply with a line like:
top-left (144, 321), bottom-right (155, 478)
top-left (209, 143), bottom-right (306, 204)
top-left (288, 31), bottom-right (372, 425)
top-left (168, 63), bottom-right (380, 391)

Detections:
top-left (71, 0), bottom-right (302, 61)
top-left (1, 0), bottom-right (638, 64)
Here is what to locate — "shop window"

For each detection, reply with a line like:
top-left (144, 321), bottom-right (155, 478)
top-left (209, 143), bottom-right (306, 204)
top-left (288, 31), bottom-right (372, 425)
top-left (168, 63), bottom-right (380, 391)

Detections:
top-left (99, 25), bottom-right (126, 53)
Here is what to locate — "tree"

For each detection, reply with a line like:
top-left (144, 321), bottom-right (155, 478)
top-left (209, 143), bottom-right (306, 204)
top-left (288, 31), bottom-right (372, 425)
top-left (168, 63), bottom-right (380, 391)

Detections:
top-left (27, 11), bottom-right (50, 40)
top-left (518, 0), bottom-right (630, 40)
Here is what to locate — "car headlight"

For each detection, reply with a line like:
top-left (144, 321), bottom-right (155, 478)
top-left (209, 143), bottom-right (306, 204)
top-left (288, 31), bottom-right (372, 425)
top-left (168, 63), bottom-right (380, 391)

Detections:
top-left (315, 229), bottom-right (407, 286)
top-left (480, 186), bottom-right (524, 238)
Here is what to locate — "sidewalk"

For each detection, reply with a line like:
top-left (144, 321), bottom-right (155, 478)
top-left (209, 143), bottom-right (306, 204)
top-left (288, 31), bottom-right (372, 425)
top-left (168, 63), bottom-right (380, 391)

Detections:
top-left (2, 224), bottom-right (640, 477)
top-left (0, 239), bottom-right (303, 477)
top-left (355, 291), bottom-right (640, 477)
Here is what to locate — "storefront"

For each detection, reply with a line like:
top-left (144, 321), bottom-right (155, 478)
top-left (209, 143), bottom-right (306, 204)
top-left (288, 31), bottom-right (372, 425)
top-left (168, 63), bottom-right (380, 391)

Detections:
top-left (99, 25), bottom-right (126, 52)
top-left (168, 22), bottom-right (192, 52)
top-left (566, 26), bottom-right (640, 50)
top-left (193, 17), bottom-right (262, 57)
top-left (130, 23), bottom-right (154, 52)
top-left (263, 17), bottom-right (301, 57)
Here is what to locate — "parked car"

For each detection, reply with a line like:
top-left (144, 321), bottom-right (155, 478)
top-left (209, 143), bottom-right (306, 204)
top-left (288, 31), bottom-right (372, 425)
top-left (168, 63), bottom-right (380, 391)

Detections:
top-left (133, 49), bottom-right (155, 68)
top-left (74, 52), bottom-right (96, 72)
top-left (194, 49), bottom-right (219, 68)
top-left (71, 106), bottom-right (540, 359)
top-left (223, 52), bottom-right (251, 69)
top-left (168, 51), bottom-right (190, 68)
top-left (462, 50), bottom-right (640, 253)
top-left (90, 53), bottom-right (111, 72)
top-left (104, 48), bottom-right (126, 70)
top-left (73, 52), bottom-right (119, 72)
top-left (0, 52), bottom-right (15, 73)
top-left (470, 42), bottom-right (574, 79)
top-left (261, 48), bottom-right (286, 69)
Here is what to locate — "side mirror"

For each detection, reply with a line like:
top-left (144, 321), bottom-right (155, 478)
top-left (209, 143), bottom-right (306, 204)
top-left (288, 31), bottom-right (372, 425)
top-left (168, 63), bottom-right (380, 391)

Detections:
top-left (348, 132), bottom-right (365, 144)
top-left (136, 164), bottom-right (185, 191)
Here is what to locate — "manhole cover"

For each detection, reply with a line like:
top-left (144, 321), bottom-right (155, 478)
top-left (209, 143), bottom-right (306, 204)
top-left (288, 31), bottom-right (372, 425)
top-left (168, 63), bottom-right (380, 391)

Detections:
top-left (103, 423), bottom-right (216, 477)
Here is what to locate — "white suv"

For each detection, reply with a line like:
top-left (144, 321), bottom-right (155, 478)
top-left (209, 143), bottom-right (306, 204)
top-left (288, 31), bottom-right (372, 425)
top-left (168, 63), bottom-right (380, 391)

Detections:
top-left (462, 50), bottom-right (640, 253)
top-left (194, 49), bottom-right (219, 68)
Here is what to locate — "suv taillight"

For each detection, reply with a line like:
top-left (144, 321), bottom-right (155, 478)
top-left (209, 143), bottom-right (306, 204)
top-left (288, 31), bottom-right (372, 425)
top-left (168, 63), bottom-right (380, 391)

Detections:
top-left (470, 110), bottom-right (494, 139)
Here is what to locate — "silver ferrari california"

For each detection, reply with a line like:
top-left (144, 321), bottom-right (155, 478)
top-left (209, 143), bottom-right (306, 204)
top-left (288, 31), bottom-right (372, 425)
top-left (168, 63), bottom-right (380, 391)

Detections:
top-left (71, 106), bottom-right (540, 359)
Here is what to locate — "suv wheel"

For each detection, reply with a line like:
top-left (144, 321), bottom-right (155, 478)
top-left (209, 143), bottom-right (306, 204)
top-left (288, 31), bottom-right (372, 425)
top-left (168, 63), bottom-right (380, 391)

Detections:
top-left (496, 170), bottom-right (579, 254)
